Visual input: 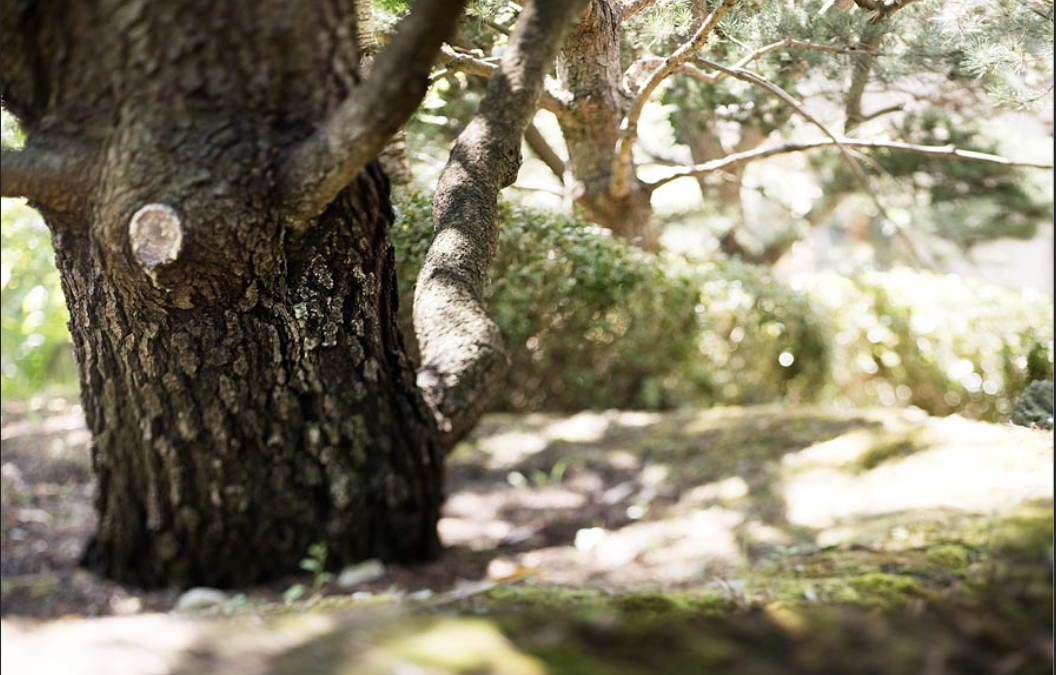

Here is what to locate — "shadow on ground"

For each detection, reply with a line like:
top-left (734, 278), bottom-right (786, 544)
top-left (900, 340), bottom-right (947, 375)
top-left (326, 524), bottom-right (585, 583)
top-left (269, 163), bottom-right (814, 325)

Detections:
top-left (1, 401), bottom-right (1053, 674)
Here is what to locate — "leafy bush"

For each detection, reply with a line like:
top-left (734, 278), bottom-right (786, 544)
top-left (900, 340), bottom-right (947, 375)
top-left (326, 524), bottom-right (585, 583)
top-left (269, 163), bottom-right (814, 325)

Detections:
top-left (393, 190), bottom-right (703, 411)
top-left (694, 257), bottom-right (831, 406)
top-left (4, 185), bottom-right (1050, 424)
top-left (395, 190), bottom-right (1052, 419)
top-left (802, 270), bottom-right (1054, 422)
top-left (1, 199), bottom-right (78, 399)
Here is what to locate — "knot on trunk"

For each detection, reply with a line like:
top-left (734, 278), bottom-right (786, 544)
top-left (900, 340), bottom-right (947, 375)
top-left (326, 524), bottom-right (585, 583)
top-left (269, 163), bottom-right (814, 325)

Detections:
top-left (129, 203), bottom-right (185, 274)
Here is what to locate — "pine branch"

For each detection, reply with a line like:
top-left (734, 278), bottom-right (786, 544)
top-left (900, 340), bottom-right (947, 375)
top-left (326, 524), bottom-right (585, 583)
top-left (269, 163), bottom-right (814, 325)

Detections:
top-left (432, 45), bottom-right (568, 114)
top-left (278, 0), bottom-right (467, 227)
top-left (610, 0), bottom-right (741, 199)
top-left (618, 0), bottom-right (661, 22)
top-left (1, 143), bottom-right (97, 214)
top-left (690, 56), bottom-right (893, 240)
top-left (854, 0), bottom-right (927, 22)
top-left (729, 38), bottom-right (880, 71)
top-left (644, 137), bottom-right (1055, 190)
top-left (414, 0), bottom-right (590, 452)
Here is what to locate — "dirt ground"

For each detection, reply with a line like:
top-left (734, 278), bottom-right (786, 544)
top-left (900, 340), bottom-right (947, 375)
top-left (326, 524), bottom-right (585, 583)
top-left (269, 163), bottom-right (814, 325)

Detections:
top-left (1, 399), bottom-right (1053, 674)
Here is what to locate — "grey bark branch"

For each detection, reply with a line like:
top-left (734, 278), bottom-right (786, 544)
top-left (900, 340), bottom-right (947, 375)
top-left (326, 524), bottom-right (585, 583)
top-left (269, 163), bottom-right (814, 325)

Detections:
top-left (414, 0), bottom-right (589, 452)
top-left (644, 137), bottom-right (1055, 191)
top-left (1, 144), bottom-right (96, 214)
top-left (610, 0), bottom-right (740, 198)
top-left (433, 45), bottom-right (569, 114)
top-left (278, 0), bottom-right (467, 226)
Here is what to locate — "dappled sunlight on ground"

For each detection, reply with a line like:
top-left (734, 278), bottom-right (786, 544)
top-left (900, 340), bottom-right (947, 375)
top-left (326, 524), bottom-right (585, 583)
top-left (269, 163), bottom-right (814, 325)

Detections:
top-left (1, 400), bottom-right (1052, 674)
top-left (1, 400), bottom-right (1052, 615)
top-left (442, 405), bottom-right (1053, 592)
top-left (781, 416), bottom-right (1055, 532)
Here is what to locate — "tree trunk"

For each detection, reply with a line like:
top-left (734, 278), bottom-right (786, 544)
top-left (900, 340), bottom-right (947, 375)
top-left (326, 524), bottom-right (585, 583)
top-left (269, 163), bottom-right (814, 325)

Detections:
top-left (2, 0), bottom-right (456, 587)
top-left (65, 167), bottom-right (441, 587)
top-left (555, 0), bottom-right (658, 250)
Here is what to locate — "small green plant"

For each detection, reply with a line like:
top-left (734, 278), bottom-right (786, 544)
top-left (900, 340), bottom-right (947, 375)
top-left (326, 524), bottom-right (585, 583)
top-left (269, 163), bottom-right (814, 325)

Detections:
top-left (283, 542), bottom-right (334, 604)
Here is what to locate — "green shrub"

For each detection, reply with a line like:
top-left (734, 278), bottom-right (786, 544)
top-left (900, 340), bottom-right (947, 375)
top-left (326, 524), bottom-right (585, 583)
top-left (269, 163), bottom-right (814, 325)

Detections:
top-left (4, 183), bottom-right (1050, 423)
top-left (393, 190), bottom-right (703, 411)
top-left (1, 199), bottom-right (78, 399)
top-left (802, 270), bottom-right (1054, 422)
top-left (693, 257), bottom-right (831, 406)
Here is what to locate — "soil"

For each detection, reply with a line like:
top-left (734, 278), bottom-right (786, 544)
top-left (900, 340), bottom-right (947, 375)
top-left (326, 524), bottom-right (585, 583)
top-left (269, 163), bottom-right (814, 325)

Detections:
top-left (2, 398), bottom-right (1053, 674)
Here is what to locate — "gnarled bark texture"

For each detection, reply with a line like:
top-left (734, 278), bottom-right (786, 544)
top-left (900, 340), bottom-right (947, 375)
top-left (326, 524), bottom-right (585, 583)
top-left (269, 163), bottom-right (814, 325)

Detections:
top-left (555, 0), bottom-right (658, 250)
top-left (414, 0), bottom-right (592, 446)
top-left (1, 0), bottom-right (461, 587)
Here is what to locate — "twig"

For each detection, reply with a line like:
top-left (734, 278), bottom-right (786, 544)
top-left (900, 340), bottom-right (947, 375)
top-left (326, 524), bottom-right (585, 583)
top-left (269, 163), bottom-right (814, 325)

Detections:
top-left (644, 137), bottom-right (1054, 191)
top-left (432, 45), bottom-right (567, 114)
top-left (618, 0), bottom-right (661, 22)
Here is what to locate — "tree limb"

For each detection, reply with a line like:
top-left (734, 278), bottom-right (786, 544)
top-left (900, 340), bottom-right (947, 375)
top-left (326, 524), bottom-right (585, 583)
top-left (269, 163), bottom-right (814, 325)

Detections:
top-left (1, 144), bottom-right (97, 214)
top-left (618, 0), bottom-right (660, 22)
top-left (413, 0), bottom-right (589, 452)
top-left (278, 0), bottom-right (467, 227)
top-left (610, 0), bottom-right (740, 198)
top-left (523, 121), bottom-right (566, 183)
top-left (644, 137), bottom-right (1055, 191)
top-left (431, 46), bottom-right (502, 82)
top-left (433, 45), bottom-right (568, 114)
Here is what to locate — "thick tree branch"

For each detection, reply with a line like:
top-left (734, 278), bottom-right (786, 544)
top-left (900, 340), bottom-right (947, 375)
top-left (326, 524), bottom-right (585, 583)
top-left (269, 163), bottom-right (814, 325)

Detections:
top-left (1, 144), bottom-right (96, 214)
top-left (610, 0), bottom-right (740, 198)
top-left (278, 0), bottom-right (467, 227)
top-left (414, 0), bottom-right (589, 452)
top-left (644, 137), bottom-right (1055, 191)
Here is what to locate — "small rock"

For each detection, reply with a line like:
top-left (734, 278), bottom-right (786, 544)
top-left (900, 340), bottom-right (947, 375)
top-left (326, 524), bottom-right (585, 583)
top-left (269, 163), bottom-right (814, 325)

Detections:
top-left (337, 559), bottom-right (385, 589)
top-left (173, 587), bottom-right (228, 612)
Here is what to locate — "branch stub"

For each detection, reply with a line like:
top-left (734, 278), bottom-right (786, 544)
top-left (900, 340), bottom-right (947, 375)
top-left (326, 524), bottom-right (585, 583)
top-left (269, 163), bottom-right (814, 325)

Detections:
top-left (129, 203), bottom-right (184, 271)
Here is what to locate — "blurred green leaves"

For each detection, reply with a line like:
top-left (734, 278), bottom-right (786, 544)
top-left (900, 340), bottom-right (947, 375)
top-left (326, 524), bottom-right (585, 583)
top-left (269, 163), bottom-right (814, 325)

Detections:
top-left (394, 189), bottom-right (1053, 421)
top-left (1, 199), bottom-right (77, 399)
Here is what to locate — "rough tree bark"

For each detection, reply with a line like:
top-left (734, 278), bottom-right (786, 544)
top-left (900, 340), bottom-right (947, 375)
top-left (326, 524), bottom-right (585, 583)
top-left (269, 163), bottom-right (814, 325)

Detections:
top-left (0, 0), bottom-right (472, 588)
top-left (554, 0), bottom-right (659, 249)
top-left (414, 0), bottom-right (591, 447)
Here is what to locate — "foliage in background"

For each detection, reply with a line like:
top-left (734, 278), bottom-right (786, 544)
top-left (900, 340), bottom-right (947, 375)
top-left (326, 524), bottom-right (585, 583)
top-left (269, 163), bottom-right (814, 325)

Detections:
top-left (694, 257), bottom-right (831, 406)
top-left (810, 111), bottom-right (1052, 257)
top-left (803, 270), bottom-right (1054, 421)
top-left (2, 183), bottom-right (1050, 421)
top-left (1, 199), bottom-right (77, 399)
top-left (394, 190), bottom-right (1053, 419)
top-left (394, 190), bottom-right (704, 410)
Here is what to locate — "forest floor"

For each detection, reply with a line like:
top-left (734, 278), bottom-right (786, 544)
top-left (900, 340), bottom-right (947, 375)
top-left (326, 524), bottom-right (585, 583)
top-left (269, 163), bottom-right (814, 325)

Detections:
top-left (1, 399), bottom-right (1052, 674)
